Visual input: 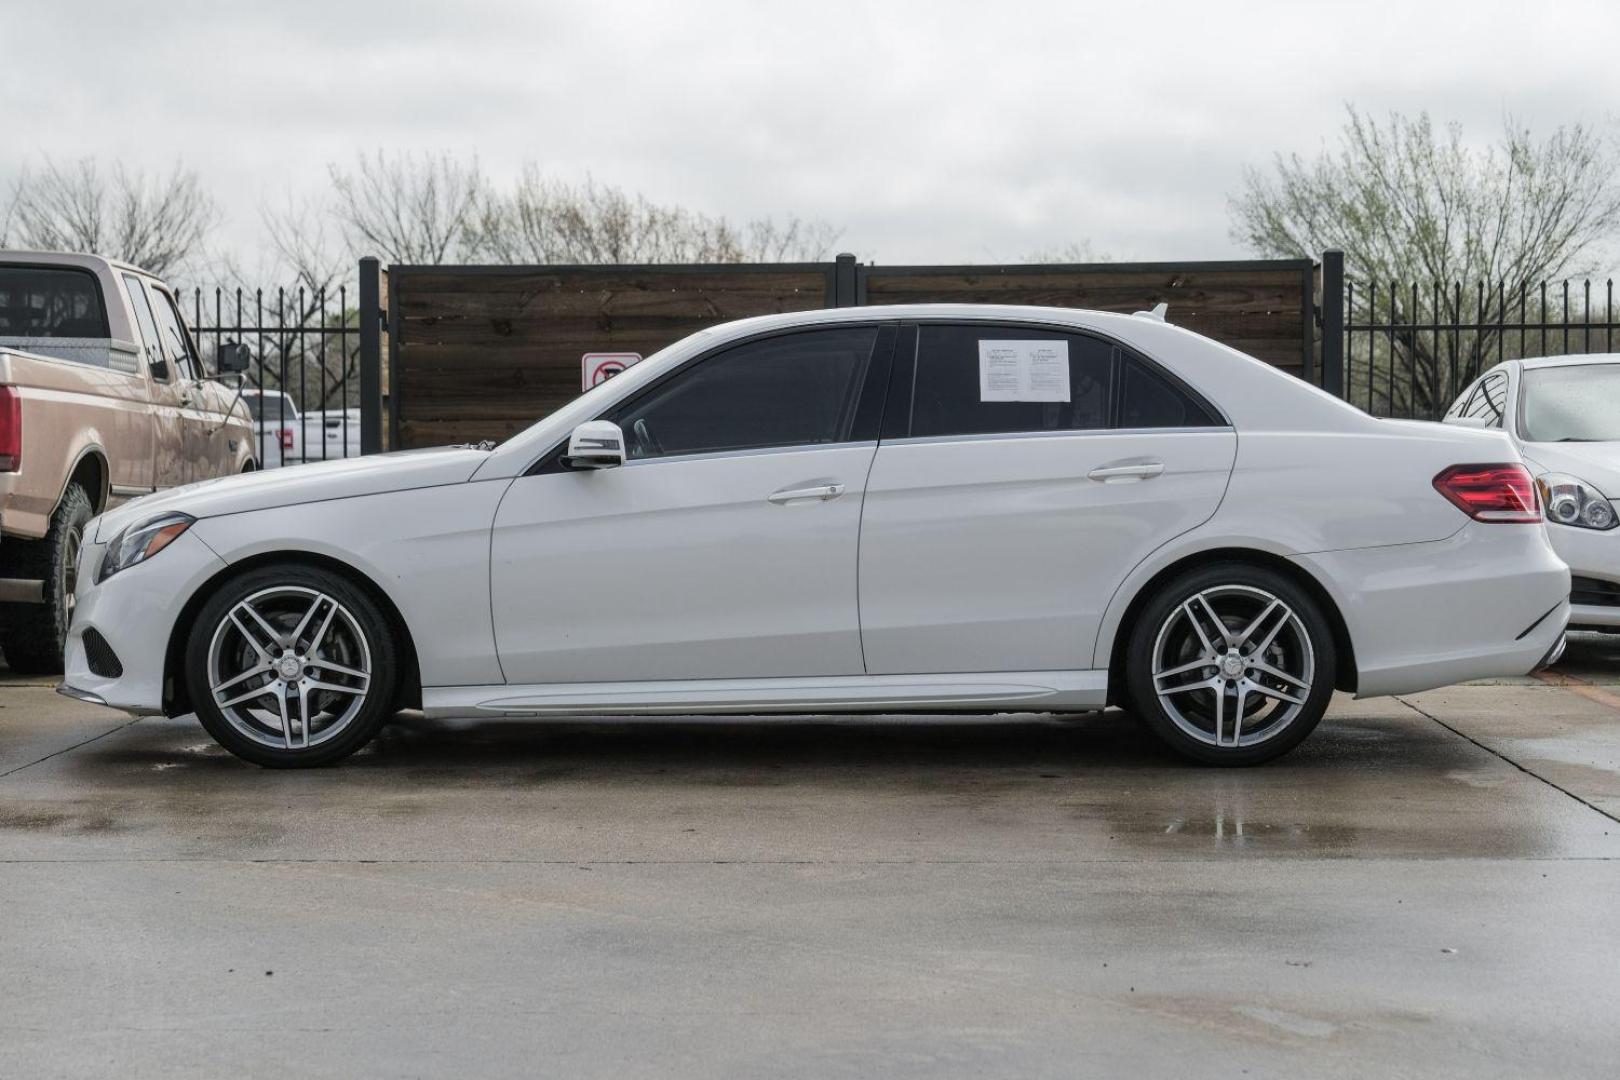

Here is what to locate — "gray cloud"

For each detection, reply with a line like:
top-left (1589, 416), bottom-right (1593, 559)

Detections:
top-left (4, 0), bottom-right (1617, 271)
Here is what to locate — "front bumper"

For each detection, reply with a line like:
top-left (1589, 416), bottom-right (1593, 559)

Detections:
top-left (60, 529), bottom-right (227, 714)
top-left (1291, 520), bottom-right (1570, 698)
top-left (1544, 523), bottom-right (1620, 629)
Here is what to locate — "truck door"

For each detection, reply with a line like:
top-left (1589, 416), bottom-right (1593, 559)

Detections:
top-left (149, 284), bottom-right (235, 479)
top-left (120, 275), bottom-right (187, 489)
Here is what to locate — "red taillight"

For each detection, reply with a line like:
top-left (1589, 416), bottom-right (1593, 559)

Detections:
top-left (279, 429), bottom-right (295, 451)
top-left (1433, 463), bottom-right (1541, 523)
top-left (0, 386), bottom-right (20, 472)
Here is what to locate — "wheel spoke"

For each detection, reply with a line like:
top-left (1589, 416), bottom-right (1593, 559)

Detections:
top-left (306, 601), bottom-right (339, 654)
top-left (1212, 681), bottom-right (1226, 745)
top-left (296, 683), bottom-right (312, 749)
top-left (229, 604), bottom-right (282, 658)
top-left (212, 662), bottom-right (272, 696)
top-left (288, 594), bottom-right (328, 652)
top-left (1156, 674), bottom-right (1222, 700)
top-left (1246, 605), bottom-right (1295, 658)
top-left (276, 688), bottom-right (293, 749)
top-left (1235, 599), bottom-right (1282, 650)
top-left (1194, 593), bottom-right (1236, 647)
top-left (1153, 656), bottom-right (1214, 684)
top-left (1180, 602), bottom-right (1218, 654)
top-left (1250, 659), bottom-right (1308, 690)
top-left (1245, 677), bottom-right (1306, 707)
top-left (305, 678), bottom-right (366, 698)
top-left (1230, 684), bottom-right (1247, 747)
top-left (309, 657), bottom-right (368, 684)
top-left (217, 680), bottom-right (280, 710)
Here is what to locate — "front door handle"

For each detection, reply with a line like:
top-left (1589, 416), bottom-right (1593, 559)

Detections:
top-left (1087, 460), bottom-right (1164, 483)
top-left (767, 483), bottom-right (846, 505)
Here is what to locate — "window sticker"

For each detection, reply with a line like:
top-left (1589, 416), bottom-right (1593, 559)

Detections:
top-left (977, 340), bottom-right (1071, 403)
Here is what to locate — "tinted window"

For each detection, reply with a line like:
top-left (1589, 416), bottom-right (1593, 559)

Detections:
top-left (610, 326), bottom-right (876, 460)
top-left (910, 325), bottom-right (1111, 438)
top-left (122, 275), bottom-right (170, 381)
top-left (0, 266), bottom-right (110, 338)
top-left (1119, 356), bottom-right (1220, 427)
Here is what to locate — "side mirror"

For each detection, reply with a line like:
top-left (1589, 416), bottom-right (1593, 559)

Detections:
top-left (561, 420), bottom-right (626, 470)
top-left (1447, 415), bottom-right (1493, 429)
top-left (217, 341), bottom-right (252, 374)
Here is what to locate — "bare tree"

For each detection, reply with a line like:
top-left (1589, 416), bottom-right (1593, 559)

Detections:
top-left (328, 151), bottom-right (485, 265)
top-left (5, 157), bottom-right (220, 278)
top-left (1023, 240), bottom-right (1111, 264)
top-left (1231, 108), bottom-right (1620, 413)
top-left (469, 170), bottom-right (838, 264)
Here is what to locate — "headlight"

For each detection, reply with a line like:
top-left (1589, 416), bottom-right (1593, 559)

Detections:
top-left (1536, 473), bottom-right (1617, 531)
top-left (96, 512), bottom-right (196, 582)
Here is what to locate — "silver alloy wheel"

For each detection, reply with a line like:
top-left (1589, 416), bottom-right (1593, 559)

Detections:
top-left (205, 585), bottom-right (372, 751)
top-left (1150, 584), bottom-right (1315, 749)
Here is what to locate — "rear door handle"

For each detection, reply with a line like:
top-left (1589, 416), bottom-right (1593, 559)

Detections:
top-left (767, 483), bottom-right (846, 505)
top-left (1087, 460), bottom-right (1164, 483)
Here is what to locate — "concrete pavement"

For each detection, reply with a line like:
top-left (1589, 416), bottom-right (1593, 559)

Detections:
top-left (2, 640), bottom-right (1618, 1078)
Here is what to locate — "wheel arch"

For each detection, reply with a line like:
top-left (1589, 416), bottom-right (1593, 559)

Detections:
top-left (1103, 546), bottom-right (1358, 704)
top-left (162, 550), bottom-right (423, 718)
top-left (62, 445), bottom-right (110, 515)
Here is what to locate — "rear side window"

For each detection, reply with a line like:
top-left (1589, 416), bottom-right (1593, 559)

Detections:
top-left (0, 266), bottom-right (110, 338)
top-left (910, 325), bottom-right (1111, 438)
top-left (610, 326), bottom-right (877, 460)
top-left (906, 324), bottom-right (1217, 438)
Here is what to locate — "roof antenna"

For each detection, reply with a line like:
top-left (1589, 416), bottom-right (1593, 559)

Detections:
top-left (1133, 302), bottom-right (1169, 322)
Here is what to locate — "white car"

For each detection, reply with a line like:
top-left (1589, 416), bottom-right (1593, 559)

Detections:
top-left (59, 305), bottom-right (1569, 768)
top-left (1443, 354), bottom-right (1620, 631)
top-left (240, 389), bottom-right (303, 468)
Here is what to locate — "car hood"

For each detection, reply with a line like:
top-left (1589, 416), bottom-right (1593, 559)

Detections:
top-left (92, 447), bottom-right (493, 542)
top-left (1519, 441), bottom-right (1620, 498)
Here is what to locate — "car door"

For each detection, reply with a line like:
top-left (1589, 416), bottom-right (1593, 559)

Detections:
top-left (858, 321), bottom-right (1238, 675)
top-left (146, 284), bottom-right (225, 479)
top-left (489, 323), bottom-right (895, 685)
top-left (121, 274), bottom-right (189, 489)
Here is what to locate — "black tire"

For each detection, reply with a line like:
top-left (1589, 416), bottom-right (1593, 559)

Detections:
top-left (184, 563), bottom-right (398, 768)
top-left (0, 482), bottom-right (93, 675)
top-left (1124, 563), bottom-right (1336, 766)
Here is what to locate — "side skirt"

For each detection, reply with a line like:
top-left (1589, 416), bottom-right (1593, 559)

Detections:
top-left (421, 670), bottom-right (1109, 718)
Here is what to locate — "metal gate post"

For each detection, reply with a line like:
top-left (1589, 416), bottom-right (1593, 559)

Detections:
top-left (1321, 249), bottom-right (1346, 398)
top-left (358, 256), bottom-right (383, 454)
top-left (834, 253), bottom-right (858, 307)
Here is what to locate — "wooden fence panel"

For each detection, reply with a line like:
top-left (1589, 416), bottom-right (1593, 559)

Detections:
top-left (389, 259), bottom-right (1315, 448)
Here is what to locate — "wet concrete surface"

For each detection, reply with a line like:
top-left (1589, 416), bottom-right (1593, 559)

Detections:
top-left (2, 640), bottom-right (1619, 1078)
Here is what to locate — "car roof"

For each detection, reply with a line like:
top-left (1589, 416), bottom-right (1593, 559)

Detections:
top-left (1515, 353), bottom-right (1620, 370)
top-left (698, 303), bottom-right (1169, 337)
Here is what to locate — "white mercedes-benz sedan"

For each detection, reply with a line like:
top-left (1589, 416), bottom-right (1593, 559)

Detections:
top-left (1444, 354), bottom-right (1620, 633)
top-left (60, 305), bottom-right (1569, 768)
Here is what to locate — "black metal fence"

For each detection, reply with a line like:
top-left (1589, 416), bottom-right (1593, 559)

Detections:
top-left (1319, 249), bottom-right (1620, 420)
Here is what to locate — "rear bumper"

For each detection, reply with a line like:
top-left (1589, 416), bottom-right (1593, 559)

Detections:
top-left (1291, 522), bottom-right (1570, 698)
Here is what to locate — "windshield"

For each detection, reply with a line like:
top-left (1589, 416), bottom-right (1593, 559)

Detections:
top-left (1520, 364), bottom-right (1620, 442)
top-left (243, 394), bottom-right (297, 422)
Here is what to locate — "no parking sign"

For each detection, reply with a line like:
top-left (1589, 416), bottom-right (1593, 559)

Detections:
top-left (582, 352), bottom-right (642, 390)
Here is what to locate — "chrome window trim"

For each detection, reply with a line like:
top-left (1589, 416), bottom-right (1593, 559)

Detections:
top-left (613, 440), bottom-right (880, 469)
top-left (879, 425), bottom-right (1235, 449)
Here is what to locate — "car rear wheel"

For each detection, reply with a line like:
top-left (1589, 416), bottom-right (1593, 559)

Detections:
top-left (1125, 563), bottom-right (1336, 765)
top-left (185, 564), bottom-right (397, 767)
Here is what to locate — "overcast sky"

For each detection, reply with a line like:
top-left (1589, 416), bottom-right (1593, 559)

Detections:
top-left (4, 0), bottom-right (1618, 275)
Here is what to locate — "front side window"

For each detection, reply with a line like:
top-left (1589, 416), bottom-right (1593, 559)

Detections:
top-left (1520, 364), bottom-right (1620, 442)
top-left (0, 266), bottom-right (110, 339)
top-left (609, 326), bottom-right (877, 460)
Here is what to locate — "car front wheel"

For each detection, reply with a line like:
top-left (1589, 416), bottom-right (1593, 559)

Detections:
top-left (1125, 564), bottom-right (1336, 765)
top-left (185, 564), bottom-right (397, 767)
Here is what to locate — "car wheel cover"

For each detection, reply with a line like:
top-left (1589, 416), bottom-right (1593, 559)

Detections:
top-left (206, 585), bottom-right (372, 751)
top-left (1150, 584), bottom-right (1315, 749)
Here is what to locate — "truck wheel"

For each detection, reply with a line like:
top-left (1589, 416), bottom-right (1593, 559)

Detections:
top-left (1, 483), bottom-right (93, 675)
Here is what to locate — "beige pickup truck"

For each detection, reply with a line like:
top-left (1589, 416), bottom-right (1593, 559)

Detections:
top-left (0, 252), bottom-right (255, 673)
